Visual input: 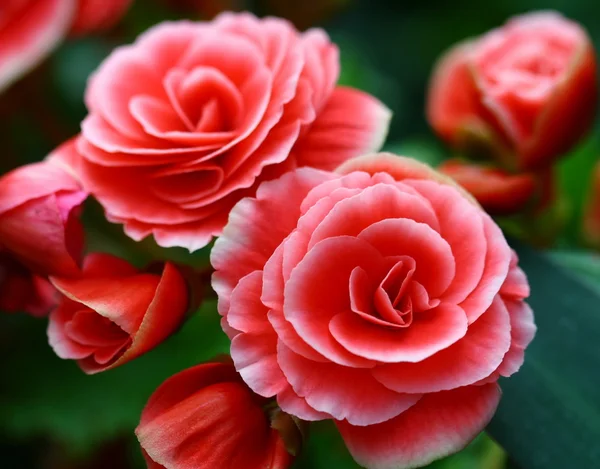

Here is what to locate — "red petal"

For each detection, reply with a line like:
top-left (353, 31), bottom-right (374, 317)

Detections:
top-left (283, 236), bottom-right (383, 368)
top-left (212, 168), bottom-right (333, 316)
top-left (329, 303), bottom-right (468, 363)
top-left (277, 343), bottom-right (421, 425)
top-left (0, 0), bottom-right (74, 92)
top-left (295, 87), bottom-right (391, 171)
top-left (373, 297), bottom-right (511, 393)
top-left (337, 384), bottom-right (501, 469)
top-left (426, 41), bottom-right (487, 144)
top-left (137, 361), bottom-right (292, 469)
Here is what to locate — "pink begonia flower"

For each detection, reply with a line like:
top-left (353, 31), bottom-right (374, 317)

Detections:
top-left (211, 153), bottom-right (536, 469)
top-left (427, 12), bottom-right (597, 171)
top-left (69, 12), bottom-right (391, 251)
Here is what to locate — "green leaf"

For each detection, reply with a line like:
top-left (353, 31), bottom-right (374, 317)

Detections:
top-left (487, 240), bottom-right (600, 469)
top-left (548, 250), bottom-right (600, 294)
top-left (0, 300), bottom-right (229, 456)
top-left (556, 133), bottom-right (600, 246)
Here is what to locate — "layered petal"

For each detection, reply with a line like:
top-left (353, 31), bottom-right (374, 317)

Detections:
top-left (0, 159), bottom-right (86, 277)
top-left (294, 87), bottom-right (391, 170)
top-left (337, 384), bottom-right (501, 469)
top-left (48, 253), bottom-right (188, 373)
top-left (72, 12), bottom-right (389, 251)
top-left (137, 361), bottom-right (293, 469)
top-left (278, 343), bottom-right (421, 426)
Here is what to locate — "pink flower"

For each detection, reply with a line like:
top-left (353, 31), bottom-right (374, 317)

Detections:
top-left (70, 0), bottom-right (133, 36)
top-left (427, 12), bottom-right (597, 171)
top-left (0, 152), bottom-right (87, 278)
top-left (72, 12), bottom-right (391, 251)
top-left (211, 153), bottom-right (536, 469)
top-left (0, 0), bottom-right (75, 92)
top-left (137, 360), bottom-right (296, 469)
top-left (48, 253), bottom-right (189, 374)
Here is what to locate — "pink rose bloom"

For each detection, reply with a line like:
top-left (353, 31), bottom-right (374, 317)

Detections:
top-left (211, 153), bottom-right (536, 469)
top-left (0, 0), bottom-right (75, 92)
top-left (72, 12), bottom-right (391, 251)
top-left (427, 12), bottom-right (597, 171)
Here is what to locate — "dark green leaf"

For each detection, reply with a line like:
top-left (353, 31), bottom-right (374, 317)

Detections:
top-left (487, 240), bottom-right (600, 468)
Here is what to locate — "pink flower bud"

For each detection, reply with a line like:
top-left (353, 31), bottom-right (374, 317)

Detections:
top-left (428, 12), bottom-right (597, 171)
top-left (136, 360), bottom-right (295, 469)
top-left (438, 159), bottom-right (539, 215)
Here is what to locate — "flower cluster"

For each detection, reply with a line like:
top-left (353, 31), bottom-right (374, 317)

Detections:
top-left (1, 8), bottom-right (571, 469)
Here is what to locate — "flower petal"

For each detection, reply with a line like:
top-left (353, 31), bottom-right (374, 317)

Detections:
top-left (277, 342), bottom-right (421, 425)
top-left (337, 383), bottom-right (501, 469)
top-left (295, 87), bottom-right (391, 171)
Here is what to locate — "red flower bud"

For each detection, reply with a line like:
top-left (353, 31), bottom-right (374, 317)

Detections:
top-left (136, 360), bottom-right (296, 469)
top-left (0, 250), bottom-right (56, 316)
top-left (0, 155), bottom-right (87, 278)
top-left (428, 12), bottom-right (597, 171)
top-left (47, 253), bottom-right (189, 374)
top-left (438, 159), bottom-right (538, 215)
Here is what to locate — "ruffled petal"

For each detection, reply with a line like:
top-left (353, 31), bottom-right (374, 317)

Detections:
top-left (337, 384), bottom-right (501, 469)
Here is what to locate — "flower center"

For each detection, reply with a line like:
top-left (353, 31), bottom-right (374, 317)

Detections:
top-left (165, 67), bottom-right (244, 133)
top-left (373, 258), bottom-right (415, 327)
top-left (348, 257), bottom-right (439, 330)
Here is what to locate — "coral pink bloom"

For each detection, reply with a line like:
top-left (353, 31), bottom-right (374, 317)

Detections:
top-left (0, 153), bottom-right (87, 278)
top-left (70, 0), bottom-right (132, 36)
top-left (427, 12), bottom-right (597, 171)
top-left (438, 159), bottom-right (539, 215)
top-left (48, 253), bottom-right (188, 374)
top-left (72, 12), bottom-right (391, 251)
top-left (137, 360), bottom-right (294, 469)
top-left (0, 0), bottom-right (76, 92)
top-left (0, 251), bottom-right (56, 316)
top-left (211, 153), bottom-right (535, 469)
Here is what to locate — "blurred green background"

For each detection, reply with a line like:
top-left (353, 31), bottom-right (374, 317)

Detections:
top-left (2, 0), bottom-right (600, 468)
